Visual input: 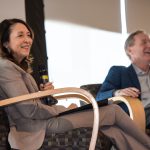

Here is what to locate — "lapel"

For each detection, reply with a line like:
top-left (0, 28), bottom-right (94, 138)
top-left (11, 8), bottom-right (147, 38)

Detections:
top-left (10, 61), bottom-right (39, 92)
top-left (127, 65), bottom-right (141, 90)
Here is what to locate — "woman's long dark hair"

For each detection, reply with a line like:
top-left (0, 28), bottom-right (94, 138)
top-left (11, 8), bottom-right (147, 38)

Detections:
top-left (0, 18), bottom-right (34, 73)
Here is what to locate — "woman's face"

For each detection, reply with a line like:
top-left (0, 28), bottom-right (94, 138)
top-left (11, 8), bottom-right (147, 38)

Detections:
top-left (5, 23), bottom-right (33, 62)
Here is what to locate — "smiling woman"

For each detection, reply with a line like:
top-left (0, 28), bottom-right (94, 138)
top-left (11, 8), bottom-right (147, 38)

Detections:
top-left (3, 23), bottom-right (33, 63)
top-left (0, 19), bottom-right (34, 73)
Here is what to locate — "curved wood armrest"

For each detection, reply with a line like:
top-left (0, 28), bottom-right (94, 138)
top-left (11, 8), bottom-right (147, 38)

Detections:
top-left (108, 96), bottom-right (145, 132)
top-left (0, 87), bottom-right (99, 150)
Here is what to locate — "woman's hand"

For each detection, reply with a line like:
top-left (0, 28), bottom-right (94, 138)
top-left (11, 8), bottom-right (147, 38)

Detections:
top-left (39, 82), bottom-right (54, 91)
top-left (67, 103), bottom-right (78, 110)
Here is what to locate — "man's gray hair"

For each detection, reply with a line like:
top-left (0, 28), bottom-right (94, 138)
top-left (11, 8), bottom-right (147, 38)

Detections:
top-left (124, 30), bottom-right (146, 58)
top-left (124, 30), bottom-right (146, 51)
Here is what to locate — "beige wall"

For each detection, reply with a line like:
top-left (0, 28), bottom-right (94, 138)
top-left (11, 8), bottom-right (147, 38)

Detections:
top-left (44, 0), bottom-right (121, 33)
top-left (126, 0), bottom-right (150, 33)
top-left (0, 0), bottom-right (150, 34)
top-left (0, 0), bottom-right (25, 21)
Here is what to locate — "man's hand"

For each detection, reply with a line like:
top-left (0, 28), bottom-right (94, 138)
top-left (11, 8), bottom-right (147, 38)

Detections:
top-left (114, 87), bottom-right (140, 98)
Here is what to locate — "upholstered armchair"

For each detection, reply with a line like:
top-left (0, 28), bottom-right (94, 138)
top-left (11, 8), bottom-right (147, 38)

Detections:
top-left (0, 87), bottom-right (113, 150)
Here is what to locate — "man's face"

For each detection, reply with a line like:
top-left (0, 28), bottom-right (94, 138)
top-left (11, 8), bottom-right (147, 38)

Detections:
top-left (128, 33), bottom-right (150, 66)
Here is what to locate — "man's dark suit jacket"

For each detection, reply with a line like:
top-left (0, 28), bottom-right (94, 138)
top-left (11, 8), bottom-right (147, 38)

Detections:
top-left (96, 65), bottom-right (141, 101)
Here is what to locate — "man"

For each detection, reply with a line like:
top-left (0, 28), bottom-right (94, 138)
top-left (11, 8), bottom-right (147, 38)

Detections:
top-left (96, 30), bottom-right (150, 129)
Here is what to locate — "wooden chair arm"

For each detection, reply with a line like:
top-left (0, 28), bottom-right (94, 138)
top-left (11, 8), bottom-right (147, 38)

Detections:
top-left (108, 96), bottom-right (145, 132)
top-left (0, 87), bottom-right (99, 150)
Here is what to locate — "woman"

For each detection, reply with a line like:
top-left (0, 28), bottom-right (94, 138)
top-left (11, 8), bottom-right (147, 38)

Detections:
top-left (0, 18), bottom-right (149, 150)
